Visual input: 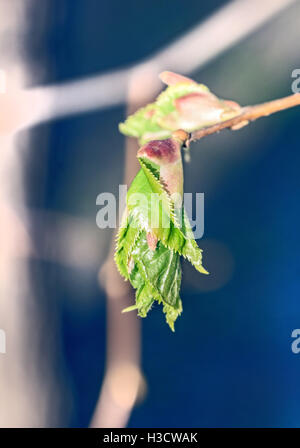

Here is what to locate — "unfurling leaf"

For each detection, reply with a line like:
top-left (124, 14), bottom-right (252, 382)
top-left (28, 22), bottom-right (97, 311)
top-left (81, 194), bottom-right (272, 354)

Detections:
top-left (119, 71), bottom-right (241, 144)
top-left (115, 136), bottom-right (208, 331)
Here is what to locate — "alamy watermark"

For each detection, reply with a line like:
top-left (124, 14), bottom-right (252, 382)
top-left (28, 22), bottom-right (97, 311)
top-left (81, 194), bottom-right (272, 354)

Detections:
top-left (0, 329), bottom-right (6, 354)
top-left (96, 185), bottom-right (205, 239)
top-left (291, 69), bottom-right (300, 94)
top-left (291, 329), bottom-right (300, 354)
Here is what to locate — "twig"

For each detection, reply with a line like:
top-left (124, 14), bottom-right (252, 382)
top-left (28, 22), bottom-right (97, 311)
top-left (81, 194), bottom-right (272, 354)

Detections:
top-left (90, 71), bottom-right (159, 428)
top-left (187, 93), bottom-right (300, 146)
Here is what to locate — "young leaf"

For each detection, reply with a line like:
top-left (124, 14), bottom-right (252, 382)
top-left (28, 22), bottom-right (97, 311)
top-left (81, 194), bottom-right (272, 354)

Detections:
top-left (115, 137), bottom-right (208, 331)
top-left (119, 71), bottom-right (241, 144)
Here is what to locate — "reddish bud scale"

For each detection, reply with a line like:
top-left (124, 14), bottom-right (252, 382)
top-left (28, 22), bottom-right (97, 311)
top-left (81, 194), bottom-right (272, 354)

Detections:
top-left (138, 138), bottom-right (180, 165)
top-left (138, 137), bottom-right (184, 205)
top-left (159, 71), bottom-right (196, 86)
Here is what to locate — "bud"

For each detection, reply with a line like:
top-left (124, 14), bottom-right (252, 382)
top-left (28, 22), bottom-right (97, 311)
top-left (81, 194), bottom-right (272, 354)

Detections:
top-left (159, 91), bottom-right (241, 132)
top-left (159, 71), bottom-right (196, 86)
top-left (137, 137), bottom-right (183, 201)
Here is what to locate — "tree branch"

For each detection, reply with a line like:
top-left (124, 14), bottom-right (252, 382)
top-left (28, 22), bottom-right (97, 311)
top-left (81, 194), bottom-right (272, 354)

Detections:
top-left (186, 93), bottom-right (300, 146)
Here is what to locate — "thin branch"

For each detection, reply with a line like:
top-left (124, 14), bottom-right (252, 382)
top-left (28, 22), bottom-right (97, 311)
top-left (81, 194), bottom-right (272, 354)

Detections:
top-left (187, 93), bottom-right (300, 145)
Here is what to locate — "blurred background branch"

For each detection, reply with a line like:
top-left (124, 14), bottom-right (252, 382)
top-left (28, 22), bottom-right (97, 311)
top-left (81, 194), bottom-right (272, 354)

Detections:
top-left (90, 69), bottom-right (159, 428)
top-left (0, 1), bottom-right (65, 427)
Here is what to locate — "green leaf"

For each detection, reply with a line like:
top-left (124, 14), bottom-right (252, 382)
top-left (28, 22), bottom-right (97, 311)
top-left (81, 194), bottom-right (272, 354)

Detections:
top-left (119, 104), bottom-right (165, 141)
top-left (117, 222), bottom-right (183, 330)
top-left (129, 230), bottom-right (182, 331)
top-left (115, 211), bottom-right (142, 280)
top-left (126, 167), bottom-right (173, 243)
top-left (132, 233), bottom-right (182, 308)
top-left (127, 160), bottom-right (208, 275)
top-left (115, 140), bottom-right (208, 330)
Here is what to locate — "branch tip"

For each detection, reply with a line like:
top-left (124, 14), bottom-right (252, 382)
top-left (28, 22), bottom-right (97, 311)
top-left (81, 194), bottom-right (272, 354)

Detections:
top-left (186, 93), bottom-right (300, 146)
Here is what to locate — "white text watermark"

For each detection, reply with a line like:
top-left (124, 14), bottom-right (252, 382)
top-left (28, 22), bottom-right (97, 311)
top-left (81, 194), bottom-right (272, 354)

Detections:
top-left (291, 69), bottom-right (300, 94)
top-left (291, 329), bottom-right (300, 354)
top-left (96, 186), bottom-right (205, 239)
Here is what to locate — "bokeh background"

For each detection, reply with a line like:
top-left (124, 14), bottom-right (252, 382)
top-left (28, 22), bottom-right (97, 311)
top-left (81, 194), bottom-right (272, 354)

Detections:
top-left (0, 0), bottom-right (300, 428)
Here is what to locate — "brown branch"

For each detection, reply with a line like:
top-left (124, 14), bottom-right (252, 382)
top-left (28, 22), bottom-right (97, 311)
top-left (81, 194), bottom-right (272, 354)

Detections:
top-left (186, 93), bottom-right (300, 146)
top-left (90, 69), bottom-right (160, 428)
